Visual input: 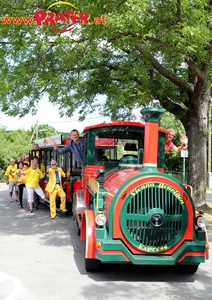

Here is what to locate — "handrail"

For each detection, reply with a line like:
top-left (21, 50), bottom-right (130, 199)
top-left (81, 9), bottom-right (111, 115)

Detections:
top-left (183, 184), bottom-right (193, 197)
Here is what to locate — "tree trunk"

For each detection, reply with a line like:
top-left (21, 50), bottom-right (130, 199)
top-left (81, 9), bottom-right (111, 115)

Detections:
top-left (184, 88), bottom-right (211, 207)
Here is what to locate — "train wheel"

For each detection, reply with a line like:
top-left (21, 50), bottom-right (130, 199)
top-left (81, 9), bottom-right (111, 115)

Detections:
top-left (66, 201), bottom-right (72, 216)
top-left (85, 257), bottom-right (101, 272)
top-left (76, 220), bottom-right (80, 236)
top-left (177, 264), bottom-right (199, 274)
top-left (84, 225), bottom-right (101, 272)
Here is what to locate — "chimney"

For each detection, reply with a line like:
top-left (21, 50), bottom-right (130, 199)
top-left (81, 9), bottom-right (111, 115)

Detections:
top-left (140, 107), bottom-right (165, 172)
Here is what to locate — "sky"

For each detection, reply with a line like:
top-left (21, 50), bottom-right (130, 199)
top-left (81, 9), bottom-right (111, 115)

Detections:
top-left (0, 95), bottom-right (143, 135)
top-left (0, 95), bottom-right (111, 134)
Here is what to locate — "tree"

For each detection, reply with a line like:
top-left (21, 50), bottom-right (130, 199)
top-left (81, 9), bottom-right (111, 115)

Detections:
top-left (160, 112), bottom-right (187, 173)
top-left (30, 124), bottom-right (59, 142)
top-left (0, 127), bottom-right (32, 181)
top-left (0, 124), bottom-right (58, 181)
top-left (0, 1), bottom-right (212, 206)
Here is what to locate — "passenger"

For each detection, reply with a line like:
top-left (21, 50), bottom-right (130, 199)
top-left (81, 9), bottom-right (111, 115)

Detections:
top-left (21, 159), bottom-right (45, 213)
top-left (164, 129), bottom-right (187, 153)
top-left (45, 160), bottom-right (67, 219)
top-left (31, 143), bottom-right (43, 161)
top-left (47, 129), bottom-right (86, 165)
top-left (32, 156), bottom-right (45, 173)
top-left (5, 158), bottom-right (19, 203)
top-left (33, 143), bottom-right (40, 152)
top-left (31, 156), bottom-right (45, 210)
top-left (16, 162), bottom-right (28, 208)
top-left (23, 154), bottom-right (30, 166)
top-left (16, 156), bottom-right (24, 164)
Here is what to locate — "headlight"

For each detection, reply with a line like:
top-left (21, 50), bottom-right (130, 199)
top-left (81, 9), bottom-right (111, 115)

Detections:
top-left (196, 216), bottom-right (207, 228)
top-left (95, 214), bottom-right (106, 226)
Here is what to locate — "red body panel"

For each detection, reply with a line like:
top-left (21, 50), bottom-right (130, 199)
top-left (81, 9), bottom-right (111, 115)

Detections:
top-left (73, 179), bottom-right (82, 193)
top-left (81, 210), bottom-right (96, 258)
top-left (40, 179), bottom-right (45, 191)
top-left (66, 181), bottom-right (71, 202)
top-left (143, 122), bottom-right (159, 165)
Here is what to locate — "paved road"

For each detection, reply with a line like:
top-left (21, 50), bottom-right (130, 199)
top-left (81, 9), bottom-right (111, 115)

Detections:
top-left (0, 183), bottom-right (212, 300)
top-left (206, 191), bottom-right (212, 202)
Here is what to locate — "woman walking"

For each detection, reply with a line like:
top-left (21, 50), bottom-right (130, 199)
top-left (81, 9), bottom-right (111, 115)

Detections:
top-left (16, 162), bottom-right (28, 208)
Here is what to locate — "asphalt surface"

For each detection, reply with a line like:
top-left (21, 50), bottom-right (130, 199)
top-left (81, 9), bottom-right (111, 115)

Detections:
top-left (206, 191), bottom-right (212, 202)
top-left (0, 183), bottom-right (84, 300)
top-left (0, 183), bottom-right (212, 300)
top-left (205, 191), bottom-right (212, 230)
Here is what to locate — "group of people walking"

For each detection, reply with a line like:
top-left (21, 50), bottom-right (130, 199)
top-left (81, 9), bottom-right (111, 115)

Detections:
top-left (5, 155), bottom-right (67, 219)
top-left (5, 129), bottom-right (85, 219)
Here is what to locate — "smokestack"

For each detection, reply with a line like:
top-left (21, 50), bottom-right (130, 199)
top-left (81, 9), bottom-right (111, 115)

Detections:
top-left (140, 107), bottom-right (165, 172)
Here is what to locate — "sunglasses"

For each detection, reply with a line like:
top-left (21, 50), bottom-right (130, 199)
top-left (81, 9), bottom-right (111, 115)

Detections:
top-left (51, 163), bottom-right (57, 166)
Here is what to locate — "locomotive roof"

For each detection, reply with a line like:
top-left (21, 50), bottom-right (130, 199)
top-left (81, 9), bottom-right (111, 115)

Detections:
top-left (33, 121), bottom-right (168, 148)
top-left (83, 120), bottom-right (167, 134)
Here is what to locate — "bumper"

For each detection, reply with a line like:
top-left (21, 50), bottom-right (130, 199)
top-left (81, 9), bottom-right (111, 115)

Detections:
top-left (96, 240), bottom-right (206, 265)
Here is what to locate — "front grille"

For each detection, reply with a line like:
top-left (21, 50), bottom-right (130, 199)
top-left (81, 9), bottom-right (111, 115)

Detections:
top-left (120, 184), bottom-right (187, 252)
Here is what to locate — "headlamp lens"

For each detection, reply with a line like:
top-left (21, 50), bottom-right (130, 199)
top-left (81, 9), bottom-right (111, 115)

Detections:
top-left (95, 214), bottom-right (106, 226)
top-left (196, 216), bottom-right (207, 228)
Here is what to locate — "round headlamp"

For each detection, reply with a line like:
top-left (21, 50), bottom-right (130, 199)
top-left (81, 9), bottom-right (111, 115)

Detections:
top-left (95, 214), bottom-right (106, 226)
top-left (196, 216), bottom-right (207, 228)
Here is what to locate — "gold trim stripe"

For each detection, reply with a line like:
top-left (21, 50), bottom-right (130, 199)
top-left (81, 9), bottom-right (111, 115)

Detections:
top-left (87, 177), bottom-right (99, 207)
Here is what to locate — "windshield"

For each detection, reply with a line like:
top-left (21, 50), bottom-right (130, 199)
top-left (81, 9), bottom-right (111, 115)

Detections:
top-left (94, 128), bottom-right (143, 162)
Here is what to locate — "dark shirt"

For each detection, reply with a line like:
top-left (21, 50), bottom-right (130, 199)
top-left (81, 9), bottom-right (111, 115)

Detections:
top-left (55, 170), bottom-right (60, 184)
top-left (55, 137), bottom-right (86, 165)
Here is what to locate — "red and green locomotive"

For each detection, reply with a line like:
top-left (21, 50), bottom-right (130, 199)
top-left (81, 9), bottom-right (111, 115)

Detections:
top-left (33, 107), bottom-right (209, 272)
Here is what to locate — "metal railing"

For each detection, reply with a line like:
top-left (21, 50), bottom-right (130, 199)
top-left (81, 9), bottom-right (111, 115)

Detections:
top-left (164, 171), bottom-right (188, 184)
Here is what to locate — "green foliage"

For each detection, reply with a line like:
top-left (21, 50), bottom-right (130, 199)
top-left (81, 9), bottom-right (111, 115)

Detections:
top-left (0, 124), bottom-right (58, 181)
top-left (0, 0), bottom-right (211, 205)
top-left (0, 127), bottom-right (31, 181)
top-left (0, 0), bottom-right (211, 121)
top-left (30, 124), bottom-right (59, 141)
top-left (161, 111), bottom-right (187, 171)
top-left (160, 111), bottom-right (185, 133)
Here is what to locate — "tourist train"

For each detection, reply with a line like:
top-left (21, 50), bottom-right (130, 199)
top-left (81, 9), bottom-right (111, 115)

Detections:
top-left (31, 107), bottom-right (209, 272)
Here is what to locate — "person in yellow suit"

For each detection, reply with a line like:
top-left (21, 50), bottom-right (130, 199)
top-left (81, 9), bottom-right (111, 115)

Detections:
top-left (45, 160), bottom-right (67, 219)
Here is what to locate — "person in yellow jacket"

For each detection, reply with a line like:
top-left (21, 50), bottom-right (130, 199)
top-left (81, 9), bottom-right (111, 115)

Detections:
top-left (21, 159), bottom-right (45, 213)
top-left (17, 163), bottom-right (28, 185)
top-left (45, 160), bottom-right (67, 219)
top-left (16, 162), bottom-right (28, 208)
top-left (5, 158), bottom-right (18, 203)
